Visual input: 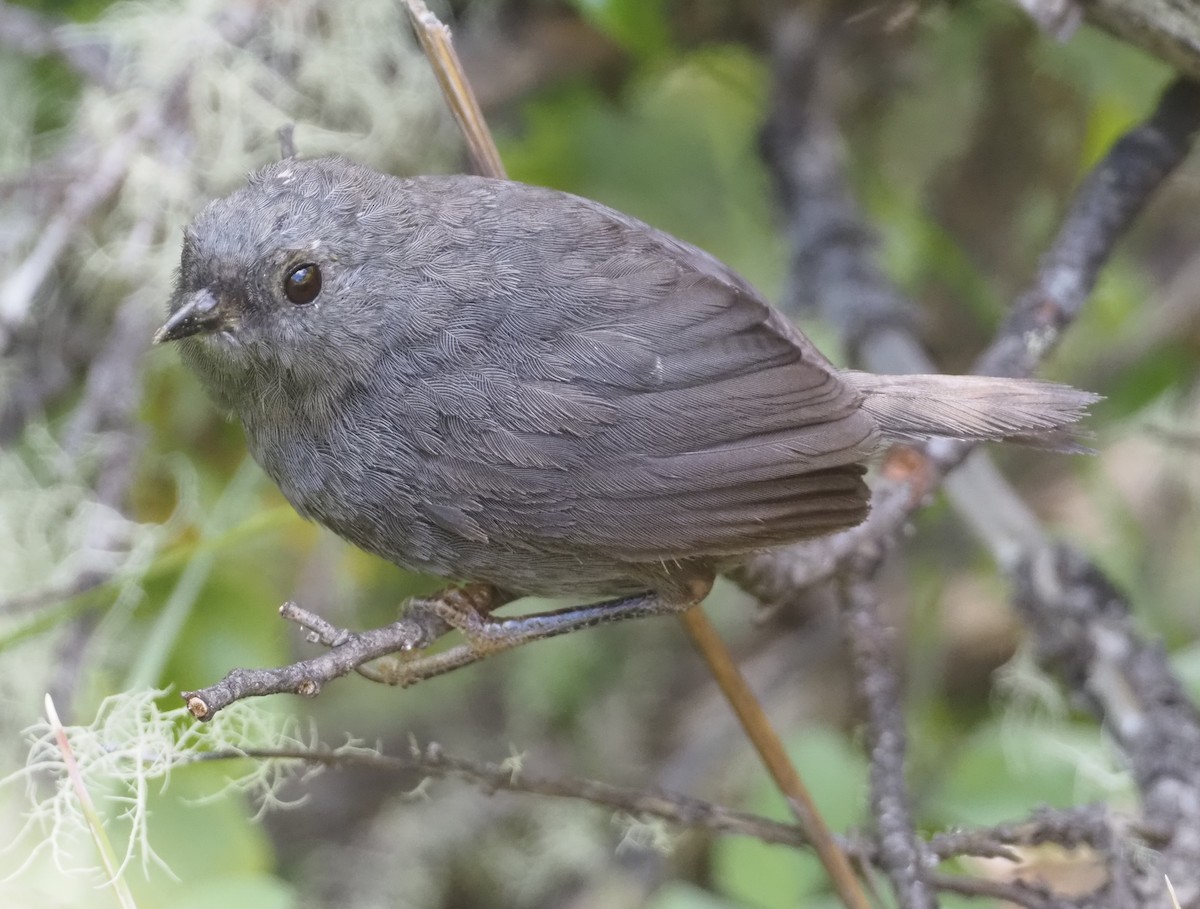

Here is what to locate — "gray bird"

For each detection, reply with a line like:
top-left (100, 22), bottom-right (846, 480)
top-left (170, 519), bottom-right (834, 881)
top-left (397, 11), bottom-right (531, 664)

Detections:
top-left (156, 156), bottom-right (1095, 646)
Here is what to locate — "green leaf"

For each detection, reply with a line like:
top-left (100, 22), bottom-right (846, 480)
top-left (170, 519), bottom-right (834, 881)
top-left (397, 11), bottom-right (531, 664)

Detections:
top-left (569, 0), bottom-right (673, 58)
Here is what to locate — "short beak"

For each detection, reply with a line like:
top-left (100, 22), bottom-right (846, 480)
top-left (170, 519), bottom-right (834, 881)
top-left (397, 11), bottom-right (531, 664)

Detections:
top-left (153, 288), bottom-right (227, 344)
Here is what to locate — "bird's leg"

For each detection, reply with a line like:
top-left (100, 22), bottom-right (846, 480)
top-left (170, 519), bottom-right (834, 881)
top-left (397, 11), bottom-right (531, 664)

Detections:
top-left (411, 571), bottom-right (715, 656)
top-left (425, 591), bottom-right (681, 654)
top-left (370, 573), bottom-right (713, 686)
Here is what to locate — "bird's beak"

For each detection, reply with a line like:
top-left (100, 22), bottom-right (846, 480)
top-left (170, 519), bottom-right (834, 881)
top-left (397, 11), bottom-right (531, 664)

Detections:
top-left (153, 288), bottom-right (228, 344)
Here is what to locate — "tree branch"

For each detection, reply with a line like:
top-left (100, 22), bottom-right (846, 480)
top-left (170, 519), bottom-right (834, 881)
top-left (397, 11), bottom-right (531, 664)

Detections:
top-left (975, 77), bottom-right (1200, 380)
top-left (844, 579), bottom-right (936, 909)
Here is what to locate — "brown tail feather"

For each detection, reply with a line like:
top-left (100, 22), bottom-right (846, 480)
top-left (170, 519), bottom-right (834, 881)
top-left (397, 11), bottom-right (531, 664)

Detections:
top-left (839, 371), bottom-right (1100, 450)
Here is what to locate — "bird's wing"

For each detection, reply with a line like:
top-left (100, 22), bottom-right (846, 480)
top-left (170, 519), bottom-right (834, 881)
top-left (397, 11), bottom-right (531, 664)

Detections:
top-left (379, 177), bottom-right (882, 561)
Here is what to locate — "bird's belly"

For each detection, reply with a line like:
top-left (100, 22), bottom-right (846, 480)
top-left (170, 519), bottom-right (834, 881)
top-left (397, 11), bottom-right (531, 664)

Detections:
top-left (252, 438), bottom-right (445, 569)
top-left (241, 412), bottom-right (700, 600)
top-left (243, 419), bottom-right (591, 592)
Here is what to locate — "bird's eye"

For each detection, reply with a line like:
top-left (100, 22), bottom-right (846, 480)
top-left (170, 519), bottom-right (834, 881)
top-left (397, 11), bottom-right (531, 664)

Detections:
top-left (284, 263), bottom-right (322, 304)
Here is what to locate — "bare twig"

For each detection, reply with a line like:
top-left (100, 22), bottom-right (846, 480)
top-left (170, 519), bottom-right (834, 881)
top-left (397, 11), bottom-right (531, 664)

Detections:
top-left (183, 606), bottom-right (452, 719)
top-left (403, 0), bottom-right (506, 179)
top-left (843, 579), bottom-right (935, 909)
top-left (928, 805), bottom-right (1115, 860)
top-left (198, 740), bottom-right (820, 850)
top-left (679, 607), bottom-right (871, 909)
top-left (185, 584), bottom-right (523, 717)
top-left (194, 737), bottom-right (1126, 907)
top-left (276, 602), bottom-right (390, 684)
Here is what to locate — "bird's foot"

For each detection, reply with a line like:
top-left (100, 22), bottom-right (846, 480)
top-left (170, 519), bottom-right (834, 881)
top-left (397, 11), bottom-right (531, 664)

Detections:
top-left (397, 583), bottom-right (508, 652)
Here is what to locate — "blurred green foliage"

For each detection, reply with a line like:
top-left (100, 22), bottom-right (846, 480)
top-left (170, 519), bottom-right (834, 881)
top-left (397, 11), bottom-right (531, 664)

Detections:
top-left (500, 45), bottom-right (784, 297)
top-left (569, 0), bottom-right (673, 58)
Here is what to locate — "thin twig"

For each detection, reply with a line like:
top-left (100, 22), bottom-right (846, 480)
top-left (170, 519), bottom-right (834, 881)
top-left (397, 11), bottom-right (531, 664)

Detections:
top-left (843, 580), bottom-right (935, 909)
top-left (194, 738), bottom-right (1132, 897)
top-left (928, 805), bottom-right (1114, 860)
top-left (278, 602), bottom-right (389, 684)
top-left (182, 608), bottom-right (455, 719)
top-left (193, 738), bottom-right (1117, 907)
top-left (197, 740), bottom-right (821, 850)
top-left (679, 608), bottom-right (871, 909)
top-left (403, 0), bottom-right (506, 179)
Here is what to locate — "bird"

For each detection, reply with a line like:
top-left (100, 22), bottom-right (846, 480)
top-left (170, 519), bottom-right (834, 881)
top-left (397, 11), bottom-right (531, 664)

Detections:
top-left (156, 155), bottom-right (1096, 650)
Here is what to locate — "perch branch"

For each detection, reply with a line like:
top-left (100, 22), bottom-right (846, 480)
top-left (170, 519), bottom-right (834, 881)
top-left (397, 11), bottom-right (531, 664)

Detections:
top-left (183, 590), bottom-right (511, 719)
top-left (200, 740), bottom-right (819, 850)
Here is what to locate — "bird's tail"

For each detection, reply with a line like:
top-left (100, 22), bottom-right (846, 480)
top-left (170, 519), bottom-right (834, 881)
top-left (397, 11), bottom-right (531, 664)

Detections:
top-left (839, 370), bottom-right (1101, 451)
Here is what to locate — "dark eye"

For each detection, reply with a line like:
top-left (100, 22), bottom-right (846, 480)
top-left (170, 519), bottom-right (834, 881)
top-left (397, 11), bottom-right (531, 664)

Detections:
top-left (284, 263), bottom-right (322, 304)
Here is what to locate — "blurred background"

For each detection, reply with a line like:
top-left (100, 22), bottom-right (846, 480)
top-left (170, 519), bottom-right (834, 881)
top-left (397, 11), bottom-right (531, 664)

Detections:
top-left (1, 0), bottom-right (1199, 906)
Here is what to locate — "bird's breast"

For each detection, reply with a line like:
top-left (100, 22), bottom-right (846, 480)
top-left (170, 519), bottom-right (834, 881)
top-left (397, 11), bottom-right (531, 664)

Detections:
top-left (240, 401), bottom-right (454, 572)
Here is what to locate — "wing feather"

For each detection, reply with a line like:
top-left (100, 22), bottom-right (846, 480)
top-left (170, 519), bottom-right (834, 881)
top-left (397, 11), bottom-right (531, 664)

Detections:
top-left (377, 177), bottom-right (881, 563)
